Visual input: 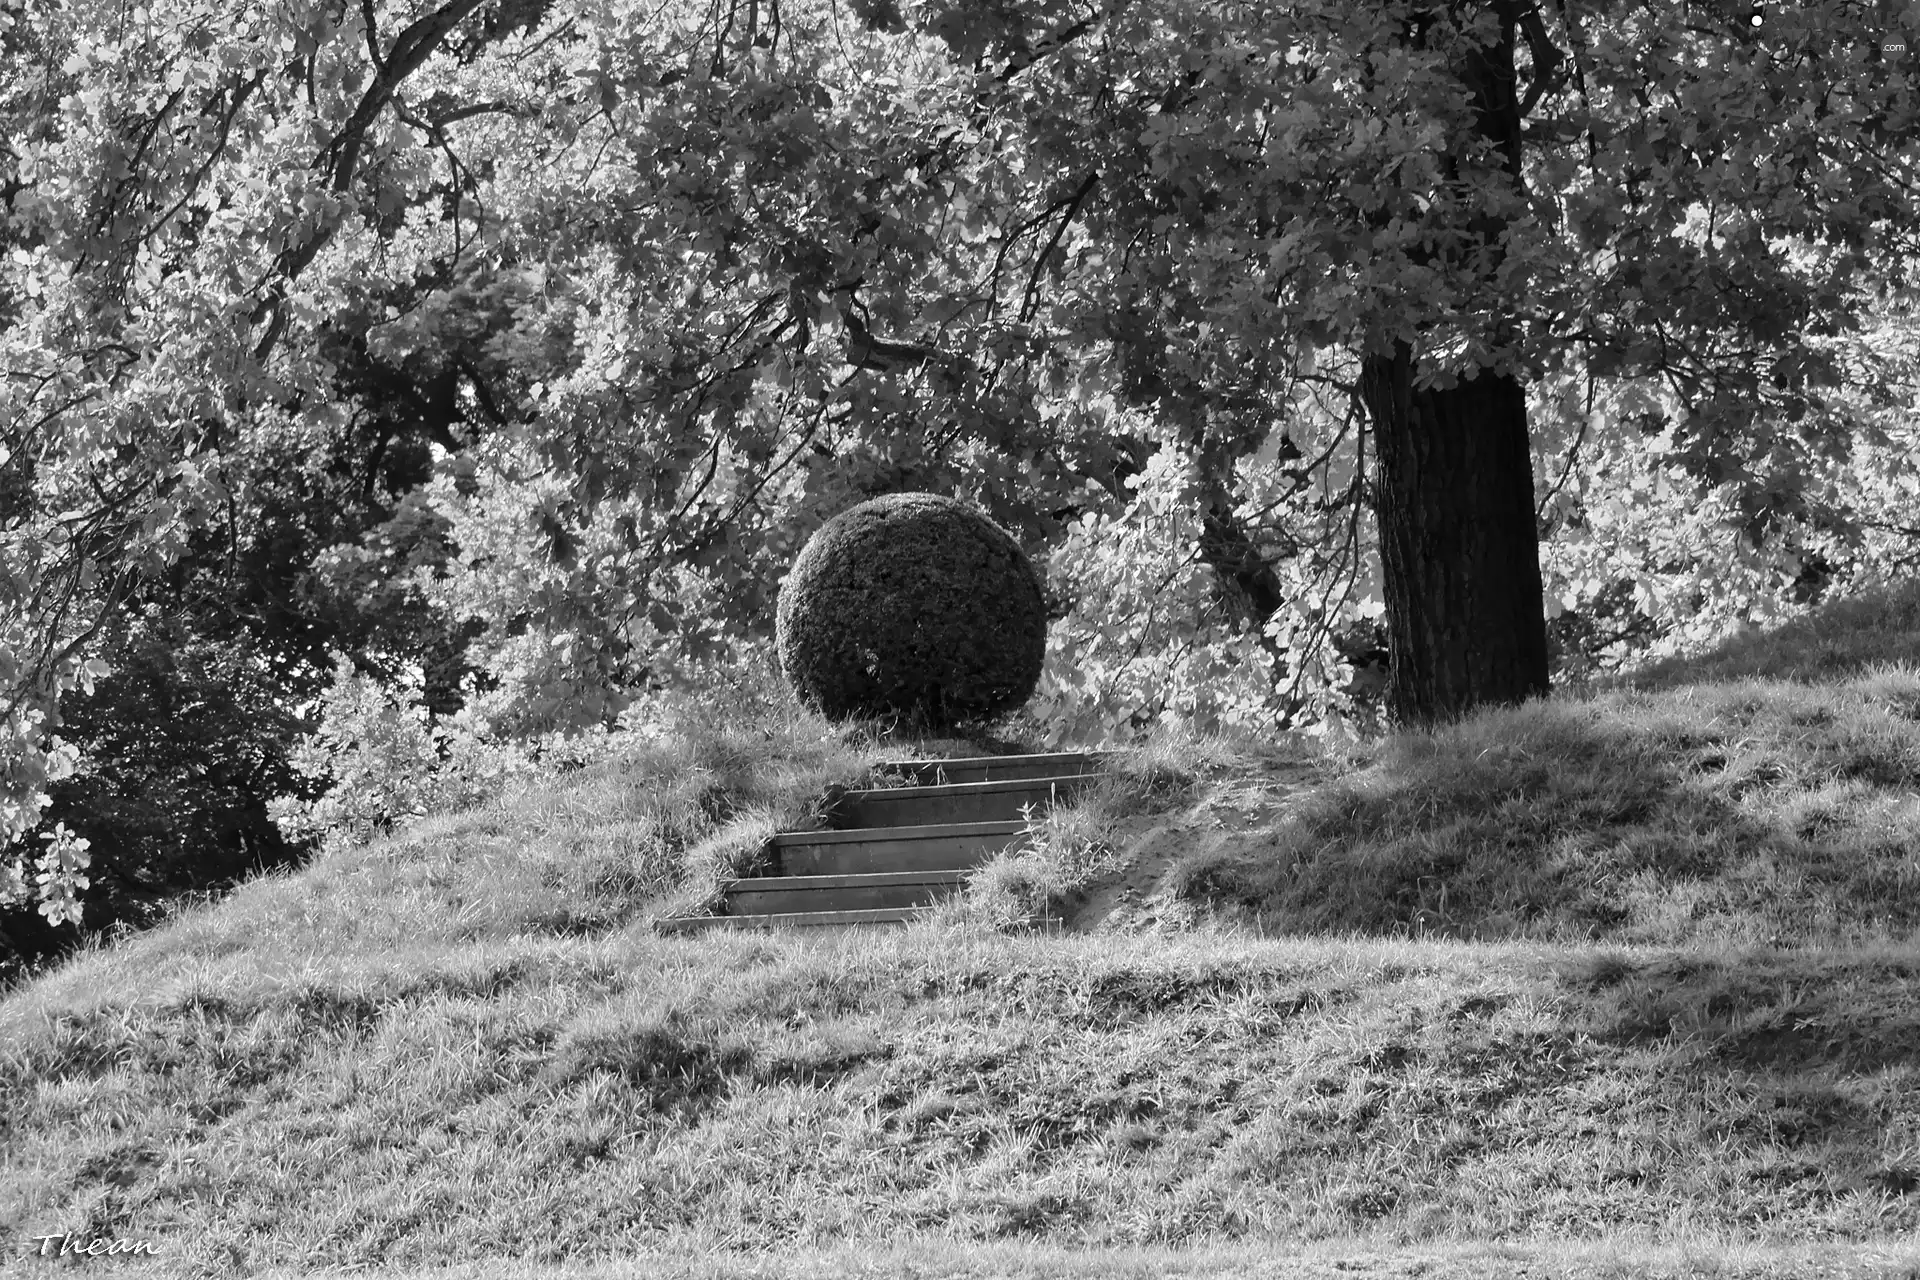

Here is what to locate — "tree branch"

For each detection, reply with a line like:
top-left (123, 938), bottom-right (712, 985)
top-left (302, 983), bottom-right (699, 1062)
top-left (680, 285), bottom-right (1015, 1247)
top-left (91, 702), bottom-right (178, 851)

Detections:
top-left (329, 0), bottom-right (492, 196)
top-left (252, 0), bottom-right (492, 364)
top-left (137, 70), bottom-right (267, 257)
top-left (1514, 1), bottom-right (1568, 119)
top-left (1019, 170), bottom-right (1098, 325)
top-left (1001, 9), bottom-right (1105, 81)
top-left (361, 0), bottom-right (386, 74)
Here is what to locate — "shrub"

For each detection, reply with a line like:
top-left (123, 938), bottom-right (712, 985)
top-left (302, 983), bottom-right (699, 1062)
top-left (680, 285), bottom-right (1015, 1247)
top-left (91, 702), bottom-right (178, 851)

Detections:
top-left (266, 656), bottom-right (572, 848)
top-left (775, 492), bottom-right (1047, 727)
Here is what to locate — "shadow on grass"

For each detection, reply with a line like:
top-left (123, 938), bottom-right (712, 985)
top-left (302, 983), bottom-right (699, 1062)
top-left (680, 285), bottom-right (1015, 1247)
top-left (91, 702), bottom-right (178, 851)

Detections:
top-left (1599, 573), bottom-right (1920, 694)
top-left (1166, 666), bottom-right (1920, 951)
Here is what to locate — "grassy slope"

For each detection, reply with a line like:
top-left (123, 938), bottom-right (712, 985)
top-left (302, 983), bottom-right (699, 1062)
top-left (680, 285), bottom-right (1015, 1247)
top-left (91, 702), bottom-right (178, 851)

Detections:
top-left (6, 586), bottom-right (1920, 1278)
top-left (1153, 579), bottom-right (1920, 951)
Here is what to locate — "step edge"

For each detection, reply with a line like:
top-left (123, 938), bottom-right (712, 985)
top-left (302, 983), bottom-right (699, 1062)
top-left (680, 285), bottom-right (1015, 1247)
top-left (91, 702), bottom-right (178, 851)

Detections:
top-left (776, 852), bottom-right (1008, 875)
top-left (843, 773), bottom-right (1103, 801)
top-left (872, 751), bottom-right (1124, 771)
top-left (657, 907), bottom-right (935, 931)
top-left (726, 869), bottom-right (970, 891)
top-left (721, 890), bottom-right (959, 913)
top-left (773, 820), bottom-right (1028, 846)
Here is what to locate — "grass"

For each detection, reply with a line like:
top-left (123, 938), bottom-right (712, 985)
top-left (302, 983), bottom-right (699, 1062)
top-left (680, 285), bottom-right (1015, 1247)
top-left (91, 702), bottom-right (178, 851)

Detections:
top-left (236, 1243), bottom-right (1920, 1280)
top-left (933, 727), bottom-right (1248, 932)
top-left (7, 928), bottom-right (1920, 1276)
top-left (7, 582), bottom-right (1920, 1277)
top-left (1158, 582), bottom-right (1920, 952)
top-left (239, 1236), bottom-right (1920, 1280)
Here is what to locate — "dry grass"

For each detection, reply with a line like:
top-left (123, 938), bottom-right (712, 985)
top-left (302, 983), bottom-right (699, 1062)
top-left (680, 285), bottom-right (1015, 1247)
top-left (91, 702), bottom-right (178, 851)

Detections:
top-left (1155, 597), bottom-right (1920, 952)
top-left (245, 1236), bottom-right (1920, 1280)
top-left (937, 723), bottom-right (1255, 931)
top-left (9, 581), bottom-right (1920, 1276)
top-left (1608, 573), bottom-right (1920, 693)
top-left (6, 926), bottom-right (1919, 1276)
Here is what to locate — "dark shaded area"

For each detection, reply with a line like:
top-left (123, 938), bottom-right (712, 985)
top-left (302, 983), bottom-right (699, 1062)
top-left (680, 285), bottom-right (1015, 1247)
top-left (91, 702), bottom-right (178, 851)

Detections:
top-left (1171, 685), bottom-right (1920, 949)
top-left (0, 625), bottom-right (320, 989)
top-left (542, 1022), bottom-right (752, 1116)
top-left (1, 333), bottom-right (489, 994)
top-left (1556, 949), bottom-right (1920, 1192)
top-left (1603, 575), bottom-right (1920, 693)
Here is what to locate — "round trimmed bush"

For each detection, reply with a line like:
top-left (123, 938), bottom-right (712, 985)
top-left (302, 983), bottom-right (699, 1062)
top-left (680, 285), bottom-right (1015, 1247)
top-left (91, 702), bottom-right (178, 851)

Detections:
top-left (776, 493), bottom-right (1048, 726)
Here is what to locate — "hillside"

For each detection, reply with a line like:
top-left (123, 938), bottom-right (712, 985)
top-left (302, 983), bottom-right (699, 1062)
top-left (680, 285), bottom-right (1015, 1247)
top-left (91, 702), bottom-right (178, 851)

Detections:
top-left (7, 580), bottom-right (1920, 1278)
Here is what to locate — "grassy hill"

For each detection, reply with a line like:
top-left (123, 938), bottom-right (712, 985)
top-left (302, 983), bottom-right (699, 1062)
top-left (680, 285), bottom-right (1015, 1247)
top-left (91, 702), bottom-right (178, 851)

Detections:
top-left (7, 581), bottom-right (1920, 1278)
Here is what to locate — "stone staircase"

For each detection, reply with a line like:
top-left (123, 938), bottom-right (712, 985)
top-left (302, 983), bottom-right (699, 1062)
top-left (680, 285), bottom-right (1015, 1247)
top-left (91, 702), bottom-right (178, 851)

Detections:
top-left (658, 750), bottom-right (1118, 933)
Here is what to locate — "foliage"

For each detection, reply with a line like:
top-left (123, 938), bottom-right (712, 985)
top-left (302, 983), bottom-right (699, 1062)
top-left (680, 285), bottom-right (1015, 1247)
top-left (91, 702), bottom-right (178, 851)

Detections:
top-left (0, 619), bottom-right (323, 983)
top-left (1529, 267), bottom-right (1920, 685)
top-left (775, 492), bottom-right (1047, 725)
top-left (402, 434), bottom-right (753, 740)
top-left (267, 653), bottom-right (611, 849)
top-left (0, 819), bottom-right (88, 926)
top-left (266, 640), bottom-right (818, 855)
top-left (1032, 395), bottom-right (1389, 748)
top-left (0, 294), bottom-right (483, 977)
top-left (3, 0), bottom-right (1920, 933)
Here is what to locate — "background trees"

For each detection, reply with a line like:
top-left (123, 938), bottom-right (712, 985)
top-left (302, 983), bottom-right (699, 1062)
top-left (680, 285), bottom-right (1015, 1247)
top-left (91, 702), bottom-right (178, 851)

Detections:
top-left (3, 0), bottom-right (1918, 974)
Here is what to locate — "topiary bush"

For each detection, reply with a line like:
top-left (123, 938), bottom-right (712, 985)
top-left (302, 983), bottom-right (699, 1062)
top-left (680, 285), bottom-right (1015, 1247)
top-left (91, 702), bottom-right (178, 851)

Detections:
top-left (776, 493), bottom-right (1048, 727)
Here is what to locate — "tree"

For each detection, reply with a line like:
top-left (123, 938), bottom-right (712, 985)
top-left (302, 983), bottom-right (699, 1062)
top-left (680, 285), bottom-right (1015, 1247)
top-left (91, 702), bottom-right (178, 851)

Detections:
top-left (1355, 4), bottom-right (1550, 727)
top-left (4, 0), bottom-right (1919, 932)
top-left (1345, 0), bottom-right (1919, 725)
top-left (897, 0), bottom-right (1919, 726)
top-left (0, 0), bottom-right (526, 924)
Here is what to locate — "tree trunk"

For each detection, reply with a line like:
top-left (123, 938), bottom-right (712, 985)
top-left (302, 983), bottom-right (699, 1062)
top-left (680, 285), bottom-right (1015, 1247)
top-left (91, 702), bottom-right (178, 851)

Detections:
top-left (1355, 1), bottom-right (1551, 729)
top-left (1359, 341), bottom-right (1549, 728)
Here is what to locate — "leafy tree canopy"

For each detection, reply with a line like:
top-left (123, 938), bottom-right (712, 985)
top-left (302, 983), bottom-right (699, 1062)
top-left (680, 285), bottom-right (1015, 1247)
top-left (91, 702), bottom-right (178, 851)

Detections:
top-left (3, 0), bottom-right (1919, 927)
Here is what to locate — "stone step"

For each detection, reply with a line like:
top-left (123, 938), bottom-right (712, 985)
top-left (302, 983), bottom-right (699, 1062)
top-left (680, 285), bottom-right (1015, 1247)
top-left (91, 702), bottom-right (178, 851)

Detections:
top-left (657, 906), bottom-right (935, 933)
top-left (774, 820), bottom-right (1028, 876)
top-left (838, 773), bottom-right (1097, 827)
top-left (723, 869), bottom-right (966, 915)
top-left (655, 750), bottom-right (1112, 934)
top-left (872, 751), bottom-right (1122, 787)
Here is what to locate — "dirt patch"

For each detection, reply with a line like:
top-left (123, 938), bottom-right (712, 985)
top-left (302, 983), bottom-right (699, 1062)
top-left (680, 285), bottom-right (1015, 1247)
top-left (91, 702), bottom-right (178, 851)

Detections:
top-left (1064, 750), bottom-right (1333, 934)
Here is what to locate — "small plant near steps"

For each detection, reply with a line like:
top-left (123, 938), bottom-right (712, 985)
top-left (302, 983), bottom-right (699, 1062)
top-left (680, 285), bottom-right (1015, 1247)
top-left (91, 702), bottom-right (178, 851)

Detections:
top-left (656, 750), bottom-right (1119, 932)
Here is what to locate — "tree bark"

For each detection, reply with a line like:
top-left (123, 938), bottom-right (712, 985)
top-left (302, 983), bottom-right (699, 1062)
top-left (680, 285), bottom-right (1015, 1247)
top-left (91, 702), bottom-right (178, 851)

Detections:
top-left (1359, 0), bottom-right (1552, 729)
top-left (1197, 478), bottom-right (1288, 626)
top-left (1359, 341), bottom-right (1549, 727)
